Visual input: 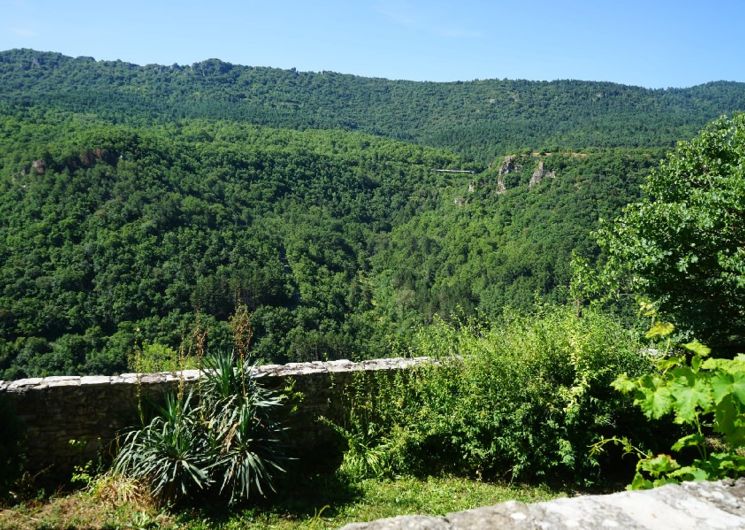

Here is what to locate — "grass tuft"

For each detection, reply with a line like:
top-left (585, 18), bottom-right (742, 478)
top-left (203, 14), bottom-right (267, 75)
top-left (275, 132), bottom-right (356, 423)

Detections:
top-left (0, 473), bottom-right (563, 529)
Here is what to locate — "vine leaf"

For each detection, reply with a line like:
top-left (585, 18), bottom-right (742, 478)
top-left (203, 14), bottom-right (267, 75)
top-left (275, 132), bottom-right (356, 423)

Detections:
top-left (668, 375), bottom-right (711, 424)
top-left (671, 433), bottom-right (704, 452)
top-left (711, 372), bottom-right (745, 406)
top-left (638, 385), bottom-right (673, 419)
top-left (645, 322), bottom-right (675, 339)
top-left (683, 340), bottom-right (711, 357)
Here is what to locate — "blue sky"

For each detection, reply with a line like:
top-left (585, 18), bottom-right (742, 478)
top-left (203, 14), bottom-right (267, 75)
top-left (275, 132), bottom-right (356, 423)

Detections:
top-left (1, 0), bottom-right (743, 88)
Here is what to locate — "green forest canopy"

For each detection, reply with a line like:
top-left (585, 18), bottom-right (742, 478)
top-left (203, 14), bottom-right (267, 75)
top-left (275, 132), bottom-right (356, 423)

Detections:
top-left (3, 49), bottom-right (745, 160)
top-left (0, 49), bottom-right (743, 378)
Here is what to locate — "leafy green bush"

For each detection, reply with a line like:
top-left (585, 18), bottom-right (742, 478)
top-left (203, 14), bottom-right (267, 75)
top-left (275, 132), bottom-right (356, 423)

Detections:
top-left (590, 113), bottom-right (745, 346)
top-left (114, 351), bottom-right (288, 504)
top-left (129, 343), bottom-right (184, 373)
top-left (321, 411), bottom-right (397, 480)
top-left (609, 321), bottom-right (745, 489)
top-left (333, 306), bottom-right (659, 486)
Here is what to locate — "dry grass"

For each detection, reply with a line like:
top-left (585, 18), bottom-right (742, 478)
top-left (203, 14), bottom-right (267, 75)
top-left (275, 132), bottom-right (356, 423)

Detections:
top-left (0, 473), bottom-right (176, 529)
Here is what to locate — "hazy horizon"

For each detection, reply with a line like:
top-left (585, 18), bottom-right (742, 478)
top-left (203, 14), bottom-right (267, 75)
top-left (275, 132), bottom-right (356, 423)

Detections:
top-left (2, 1), bottom-right (744, 89)
top-left (6, 46), bottom-right (745, 91)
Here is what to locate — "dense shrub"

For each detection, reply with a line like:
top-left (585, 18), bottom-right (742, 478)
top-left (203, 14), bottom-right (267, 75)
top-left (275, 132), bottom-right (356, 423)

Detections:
top-left (591, 113), bottom-right (745, 347)
top-left (335, 306), bottom-right (661, 486)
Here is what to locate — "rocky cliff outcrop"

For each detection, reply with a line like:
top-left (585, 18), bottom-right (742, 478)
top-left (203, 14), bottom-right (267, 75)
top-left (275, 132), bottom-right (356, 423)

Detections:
top-left (25, 148), bottom-right (117, 177)
top-left (529, 160), bottom-right (556, 187)
top-left (496, 155), bottom-right (518, 194)
top-left (30, 159), bottom-right (46, 175)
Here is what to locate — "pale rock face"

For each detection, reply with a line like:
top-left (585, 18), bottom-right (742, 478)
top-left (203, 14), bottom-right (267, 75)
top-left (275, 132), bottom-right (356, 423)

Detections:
top-left (495, 155), bottom-right (517, 194)
top-left (499, 155), bottom-right (517, 175)
top-left (341, 479), bottom-right (745, 530)
top-left (530, 160), bottom-right (545, 187)
top-left (31, 159), bottom-right (46, 174)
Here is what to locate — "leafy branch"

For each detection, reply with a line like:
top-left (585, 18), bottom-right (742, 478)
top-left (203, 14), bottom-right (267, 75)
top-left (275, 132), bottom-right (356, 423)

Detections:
top-left (608, 320), bottom-right (745, 489)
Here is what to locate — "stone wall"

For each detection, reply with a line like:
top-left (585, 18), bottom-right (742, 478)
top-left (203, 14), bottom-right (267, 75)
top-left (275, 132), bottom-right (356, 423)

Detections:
top-left (0, 357), bottom-right (428, 480)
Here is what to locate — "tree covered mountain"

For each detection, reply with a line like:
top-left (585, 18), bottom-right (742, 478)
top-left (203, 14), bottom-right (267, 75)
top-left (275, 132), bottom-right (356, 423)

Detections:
top-left (0, 107), bottom-right (662, 378)
top-left (0, 50), bottom-right (743, 378)
top-left (0, 110), bottom-right (462, 377)
top-left (3, 49), bottom-right (745, 160)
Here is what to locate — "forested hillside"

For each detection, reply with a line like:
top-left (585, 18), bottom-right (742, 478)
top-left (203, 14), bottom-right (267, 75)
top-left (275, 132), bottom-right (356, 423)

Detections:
top-left (0, 110), bottom-right (463, 377)
top-left (0, 50), bottom-right (743, 378)
top-left (3, 49), bottom-right (745, 160)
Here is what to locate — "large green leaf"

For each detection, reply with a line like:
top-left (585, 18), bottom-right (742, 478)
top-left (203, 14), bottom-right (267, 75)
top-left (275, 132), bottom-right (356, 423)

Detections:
top-left (711, 372), bottom-right (745, 405)
top-left (714, 396), bottom-right (745, 446)
top-left (668, 376), bottom-right (712, 424)
top-left (645, 322), bottom-right (675, 339)
top-left (703, 357), bottom-right (745, 374)
top-left (637, 386), bottom-right (673, 419)
top-left (668, 465), bottom-right (708, 481)
top-left (671, 433), bottom-right (705, 452)
top-left (683, 340), bottom-right (711, 357)
top-left (637, 453), bottom-right (680, 476)
top-left (611, 373), bottom-right (636, 394)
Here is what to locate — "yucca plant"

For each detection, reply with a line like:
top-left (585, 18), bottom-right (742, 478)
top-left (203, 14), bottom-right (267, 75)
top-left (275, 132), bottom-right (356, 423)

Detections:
top-left (213, 401), bottom-right (287, 503)
top-left (202, 351), bottom-right (288, 504)
top-left (114, 351), bottom-right (288, 505)
top-left (114, 393), bottom-right (213, 500)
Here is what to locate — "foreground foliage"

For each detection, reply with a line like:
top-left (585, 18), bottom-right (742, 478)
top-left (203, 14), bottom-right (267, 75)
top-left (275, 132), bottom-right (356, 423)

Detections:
top-left (0, 473), bottom-right (560, 530)
top-left (609, 321), bottom-right (745, 489)
top-left (114, 351), bottom-right (288, 504)
top-left (590, 113), bottom-right (745, 346)
top-left (331, 307), bottom-right (661, 486)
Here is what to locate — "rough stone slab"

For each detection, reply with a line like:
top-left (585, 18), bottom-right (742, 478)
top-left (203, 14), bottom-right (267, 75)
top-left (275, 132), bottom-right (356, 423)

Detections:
top-left (80, 376), bottom-right (112, 385)
top-left (341, 479), bottom-right (745, 530)
top-left (6, 378), bottom-right (43, 391)
top-left (178, 369), bottom-right (201, 381)
top-left (45, 379), bottom-right (81, 387)
top-left (0, 358), bottom-right (431, 394)
top-left (138, 374), bottom-right (168, 384)
top-left (43, 376), bottom-right (80, 383)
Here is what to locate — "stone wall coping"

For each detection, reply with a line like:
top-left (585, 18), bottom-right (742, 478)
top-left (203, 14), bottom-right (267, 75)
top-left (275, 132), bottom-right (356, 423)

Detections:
top-left (0, 356), bottom-right (431, 393)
